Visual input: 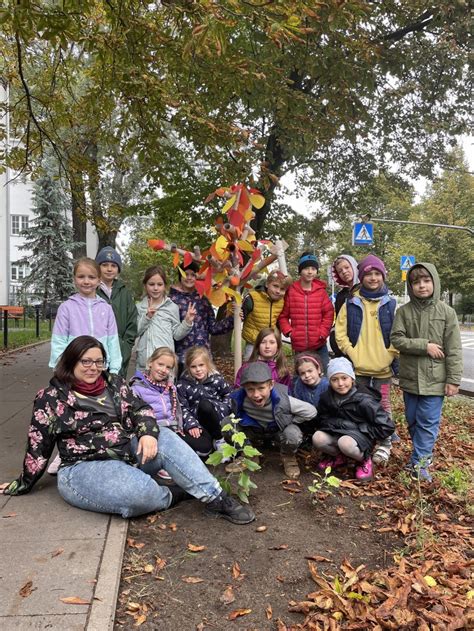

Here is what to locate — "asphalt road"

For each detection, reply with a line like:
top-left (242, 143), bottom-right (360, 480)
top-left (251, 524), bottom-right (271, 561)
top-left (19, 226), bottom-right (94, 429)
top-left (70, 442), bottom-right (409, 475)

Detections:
top-left (460, 330), bottom-right (474, 395)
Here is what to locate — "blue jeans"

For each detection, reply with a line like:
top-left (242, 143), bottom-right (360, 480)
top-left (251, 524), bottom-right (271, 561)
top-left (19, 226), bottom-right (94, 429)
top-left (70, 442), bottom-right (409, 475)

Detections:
top-left (403, 392), bottom-right (444, 466)
top-left (316, 344), bottom-right (329, 372)
top-left (57, 427), bottom-right (222, 518)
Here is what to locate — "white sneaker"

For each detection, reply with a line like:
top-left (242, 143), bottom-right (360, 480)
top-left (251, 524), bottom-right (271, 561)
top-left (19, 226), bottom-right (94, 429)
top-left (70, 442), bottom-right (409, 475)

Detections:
top-left (213, 438), bottom-right (231, 464)
top-left (157, 469), bottom-right (172, 481)
top-left (47, 453), bottom-right (62, 475)
top-left (372, 443), bottom-right (391, 465)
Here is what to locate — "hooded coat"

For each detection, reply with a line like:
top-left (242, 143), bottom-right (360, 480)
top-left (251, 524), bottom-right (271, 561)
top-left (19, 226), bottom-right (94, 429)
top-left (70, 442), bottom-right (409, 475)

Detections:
top-left (330, 255), bottom-right (360, 356)
top-left (97, 278), bottom-right (137, 376)
top-left (390, 263), bottom-right (462, 395)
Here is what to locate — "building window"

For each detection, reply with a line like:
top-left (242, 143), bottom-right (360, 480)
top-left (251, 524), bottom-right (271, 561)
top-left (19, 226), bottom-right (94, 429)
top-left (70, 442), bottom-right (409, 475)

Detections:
top-left (11, 262), bottom-right (30, 281)
top-left (11, 215), bottom-right (29, 235)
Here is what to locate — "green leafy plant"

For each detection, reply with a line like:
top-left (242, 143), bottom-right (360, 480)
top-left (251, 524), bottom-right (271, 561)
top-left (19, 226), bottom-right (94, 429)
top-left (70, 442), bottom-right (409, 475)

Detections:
top-left (437, 466), bottom-right (471, 497)
top-left (308, 467), bottom-right (341, 502)
top-left (206, 414), bottom-right (261, 504)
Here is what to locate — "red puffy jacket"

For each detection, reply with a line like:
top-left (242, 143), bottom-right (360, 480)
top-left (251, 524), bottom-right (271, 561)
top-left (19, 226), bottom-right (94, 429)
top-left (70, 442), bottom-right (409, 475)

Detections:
top-left (278, 279), bottom-right (334, 352)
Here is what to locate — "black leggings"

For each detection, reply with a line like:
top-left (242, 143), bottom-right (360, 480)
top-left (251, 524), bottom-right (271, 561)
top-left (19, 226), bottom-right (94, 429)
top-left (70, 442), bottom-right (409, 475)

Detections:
top-left (180, 399), bottom-right (224, 456)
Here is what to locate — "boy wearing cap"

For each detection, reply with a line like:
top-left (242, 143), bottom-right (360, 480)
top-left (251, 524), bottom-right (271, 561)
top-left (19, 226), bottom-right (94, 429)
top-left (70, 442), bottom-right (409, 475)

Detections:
top-left (242, 270), bottom-right (291, 360)
top-left (313, 358), bottom-right (394, 482)
top-left (96, 246), bottom-right (138, 378)
top-left (224, 362), bottom-right (317, 479)
top-left (335, 254), bottom-right (398, 465)
top-left (391, 263), bottom-right (462, 482)
top-left (278, 251), bottom-right (334, 371)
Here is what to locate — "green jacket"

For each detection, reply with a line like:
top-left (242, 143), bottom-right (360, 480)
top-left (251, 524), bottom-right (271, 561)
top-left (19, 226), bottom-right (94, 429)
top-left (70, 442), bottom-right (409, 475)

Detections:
top-left (390, 263), bottom-right (462, 395)
top-left (97, 278), bottom-right (138, 374)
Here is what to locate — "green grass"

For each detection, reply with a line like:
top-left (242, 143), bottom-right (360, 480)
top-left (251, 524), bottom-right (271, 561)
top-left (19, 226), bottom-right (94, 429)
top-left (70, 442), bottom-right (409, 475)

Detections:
top-left (437, 466), bottom-right (472, 497)
top-left (1, 319), bottom-right (52, 350)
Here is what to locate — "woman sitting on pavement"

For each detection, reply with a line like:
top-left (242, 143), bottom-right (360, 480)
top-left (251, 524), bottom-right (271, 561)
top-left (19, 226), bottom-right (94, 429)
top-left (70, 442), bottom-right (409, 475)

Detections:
top-left (0, 336), bottom-right (255, 525)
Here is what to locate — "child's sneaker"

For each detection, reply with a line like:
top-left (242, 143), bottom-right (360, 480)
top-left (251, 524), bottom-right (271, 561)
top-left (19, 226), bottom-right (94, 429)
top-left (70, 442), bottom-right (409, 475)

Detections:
top-left (47, 453), bottom-right (62, 475)
top-left (281, 453), bottom-right (300, 479)
top-left (213, 438), bottom-right (231, 464)
top-left (355, 457), bottom-right (373, 482)
top-left (410, 465), bottom-right (433, 483)
top-left (390, 432), bottom-right (401, 443)
top-left (204, 491), bottom-right (255, 524)
top-left (157, 469), bottom-right (172, 481)
top-left (372, 442), bottom-right (391, 465)
top-left (317, 454), bottom-right (347, 472)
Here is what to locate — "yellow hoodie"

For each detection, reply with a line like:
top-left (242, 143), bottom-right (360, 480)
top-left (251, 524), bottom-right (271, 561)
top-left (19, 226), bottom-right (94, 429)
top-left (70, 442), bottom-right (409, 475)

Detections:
top-left (335, 291), bottom-right (398, 378)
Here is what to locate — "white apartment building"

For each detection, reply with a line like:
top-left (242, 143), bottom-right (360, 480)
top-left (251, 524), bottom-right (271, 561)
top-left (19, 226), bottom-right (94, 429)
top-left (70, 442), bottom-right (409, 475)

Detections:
top-left (0, 83), bottom-right (103, 305)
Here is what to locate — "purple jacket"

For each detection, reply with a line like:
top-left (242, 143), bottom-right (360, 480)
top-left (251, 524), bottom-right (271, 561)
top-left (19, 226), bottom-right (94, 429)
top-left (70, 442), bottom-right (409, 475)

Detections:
top-left (169, 287), bottom-right (234, 362)
top-left (130, 371), bottom-right (184, 432)
top-left (49, 294), bottom-right (122, 373)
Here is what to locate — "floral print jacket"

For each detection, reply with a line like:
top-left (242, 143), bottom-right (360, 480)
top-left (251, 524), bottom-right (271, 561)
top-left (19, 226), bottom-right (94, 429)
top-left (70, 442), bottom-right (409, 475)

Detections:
top-left (5, 373), bottom-right (158, 496)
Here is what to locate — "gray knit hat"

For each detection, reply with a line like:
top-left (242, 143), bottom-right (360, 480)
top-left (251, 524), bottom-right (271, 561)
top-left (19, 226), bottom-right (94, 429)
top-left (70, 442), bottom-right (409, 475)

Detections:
top-left (95, 247), bottom-right (122, 272)
top-left (326, 357), bottom-right (355, 381)
top-left (240, 361), bottom-right (273, 385)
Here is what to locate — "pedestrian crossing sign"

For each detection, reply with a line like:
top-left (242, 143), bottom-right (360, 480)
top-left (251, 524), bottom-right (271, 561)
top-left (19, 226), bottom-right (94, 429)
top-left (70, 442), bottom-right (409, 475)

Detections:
top-left (352, 222), bottom-right (374, 245)
top-left (400, 255), bottom-right (415, 270)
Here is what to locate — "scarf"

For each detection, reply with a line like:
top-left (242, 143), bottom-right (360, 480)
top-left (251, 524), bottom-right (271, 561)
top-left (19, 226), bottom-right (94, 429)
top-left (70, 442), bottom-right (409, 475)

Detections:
top-left (359, 284), bottom-right (388, 300)
top-left (72, 374), bottom-right (107, 397)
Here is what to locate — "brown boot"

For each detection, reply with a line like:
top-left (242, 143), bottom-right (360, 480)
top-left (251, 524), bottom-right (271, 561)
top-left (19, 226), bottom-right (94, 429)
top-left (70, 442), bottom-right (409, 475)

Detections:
top-left (281, 453), bottom-right (300, 479)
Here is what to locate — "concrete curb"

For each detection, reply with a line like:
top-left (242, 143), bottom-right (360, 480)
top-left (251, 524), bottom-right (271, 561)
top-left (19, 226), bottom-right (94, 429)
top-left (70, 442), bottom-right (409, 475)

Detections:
top-left (0, 339), bottom-right (50, 356)
top-left (87, 517), bottom-right (129, 631)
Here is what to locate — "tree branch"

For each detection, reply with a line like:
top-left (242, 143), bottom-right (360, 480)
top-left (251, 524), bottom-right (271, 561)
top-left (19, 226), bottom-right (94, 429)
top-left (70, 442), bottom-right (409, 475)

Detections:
top-left (381, 10), bottom-right (436, 43)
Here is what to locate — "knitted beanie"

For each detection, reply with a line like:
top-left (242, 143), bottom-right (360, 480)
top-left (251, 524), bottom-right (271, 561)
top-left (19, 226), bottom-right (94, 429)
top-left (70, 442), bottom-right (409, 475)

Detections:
top-left (95, 247), bottom-right (122, 272)
top-left (298, 252), bottom-right (319, 273)
top-left (357, 254), bottom-right (386, 281)
top-left (326, 357), bottom-right (355, 381)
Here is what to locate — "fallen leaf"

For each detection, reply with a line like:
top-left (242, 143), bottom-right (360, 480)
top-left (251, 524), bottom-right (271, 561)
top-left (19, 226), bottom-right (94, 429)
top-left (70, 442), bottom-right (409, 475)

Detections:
top-left (269, 544), bottom-right (288, 550)
top-left (50, 548), bottom-right (64, 558)
top-left (127, 538), bottom-right (145, 549)
top-left (336, 507), bottom-right (346, 515)
top-left (196, 624), bottom-right (205, 631)
top-left (220, 585), bottom-right (236, 604)
top-left (256, 525), bottom-right (267, 532)
top-left (146, 514), bottom-right (159, 524)
top-left (280, 479), bottom-right (301, 486)
top-left (359, 524), bottom-right (370, 530)
top-left (169, 522), bottom-right (177, 532)
top-left (181, 576), bottom-right (204, 583)
top-left (282, 486), bottom-right (302, 493)
top-left (60, 596), bottom-right (91, 605)
top-left (228, 608), bottom-right (252, 620)
top-left (232, 561), bottom-right (241, 579)
top-left (187, 544), bottom-right (206, 552)
top-left (143, 564), bottom-right (154, 573)
top-left (424, 575), bottom-right (437, 587)
top-left (134, 613), bottom-right (147, 626)
top-left (304, 555), bottom-right (332, 563)
top-left (266, 604), bottom-right (273, 619)
top-left (2, 512), bottom-right (17, 518)
top-left (155, 557), bottom-right (167, 572)
top-left (19, 580), bottom-right (35, 598)
top-left (276, 575), bottom-right (285, 582)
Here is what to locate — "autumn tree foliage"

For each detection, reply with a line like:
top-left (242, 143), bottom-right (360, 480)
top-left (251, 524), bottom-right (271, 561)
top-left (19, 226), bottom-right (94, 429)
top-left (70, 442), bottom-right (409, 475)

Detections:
top-left (0, 1), bottom-right (471, 240)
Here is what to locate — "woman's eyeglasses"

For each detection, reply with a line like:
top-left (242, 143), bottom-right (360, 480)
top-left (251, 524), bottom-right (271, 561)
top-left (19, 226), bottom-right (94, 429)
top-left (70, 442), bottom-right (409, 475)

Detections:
top-left (79, 359), bottom-right (106, 368)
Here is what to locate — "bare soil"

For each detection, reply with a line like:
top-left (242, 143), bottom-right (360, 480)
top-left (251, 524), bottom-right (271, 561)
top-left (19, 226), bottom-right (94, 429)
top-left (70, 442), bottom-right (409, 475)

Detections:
top-left (115, 449), bottom-right (400, 630)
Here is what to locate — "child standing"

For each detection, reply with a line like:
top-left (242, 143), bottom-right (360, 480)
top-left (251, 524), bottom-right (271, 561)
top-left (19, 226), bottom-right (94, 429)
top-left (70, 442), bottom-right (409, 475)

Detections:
top-left (176, 346), bottom-right (233, 459)
top-left (278, 251), bottom-right (334, 371)
top-left (241, 270), bottom-right (291, 360)
top-left (136, 266), bottom-right (196, 372)
top-left (96, 246), bottom-right (138, 378)
top-left (391, 263), bottom-right (462, 482)
top-left (234, 327), bottom-right (291, 388)
top-left (49, 257), bottom-right (122, 374)
top-left (335, 254), bottom-right (398, 465)
top-left (225, 362), bottom-right (317, 479)
top-left (329, 254), bottom-right (359, 357)
top-left (313, 358), bottom-right (394, 482)
top-left (292, 352), bottom-right (329, 408)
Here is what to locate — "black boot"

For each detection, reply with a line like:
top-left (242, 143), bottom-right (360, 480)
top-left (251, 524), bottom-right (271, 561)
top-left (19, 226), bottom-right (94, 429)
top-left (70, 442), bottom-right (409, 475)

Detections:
top-left (167, 485), bottom-right (193, 508)
top-left (204, 491), bottom-right (255, 525)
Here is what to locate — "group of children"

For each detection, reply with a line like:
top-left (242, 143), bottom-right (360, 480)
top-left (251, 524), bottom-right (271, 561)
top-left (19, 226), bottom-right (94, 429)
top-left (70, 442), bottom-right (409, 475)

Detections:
top-left (47, 247), bottom-right (462, 485)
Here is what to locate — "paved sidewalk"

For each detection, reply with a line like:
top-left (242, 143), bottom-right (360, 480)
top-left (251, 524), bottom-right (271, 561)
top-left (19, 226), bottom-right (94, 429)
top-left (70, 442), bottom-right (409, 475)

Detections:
top-left (0, 343), bottom-right (127, 631)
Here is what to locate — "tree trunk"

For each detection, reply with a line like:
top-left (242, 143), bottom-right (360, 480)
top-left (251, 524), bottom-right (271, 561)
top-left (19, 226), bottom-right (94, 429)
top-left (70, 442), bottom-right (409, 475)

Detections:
top-left (69, 171), bottom-right (87, 258)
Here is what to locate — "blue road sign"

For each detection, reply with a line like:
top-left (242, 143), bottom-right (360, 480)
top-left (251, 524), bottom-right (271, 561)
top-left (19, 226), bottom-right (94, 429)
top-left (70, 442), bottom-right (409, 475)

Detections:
top-left (400, 255), bottom-right (415, 270)
top-left (352, 222), bottom-right (373, 245)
